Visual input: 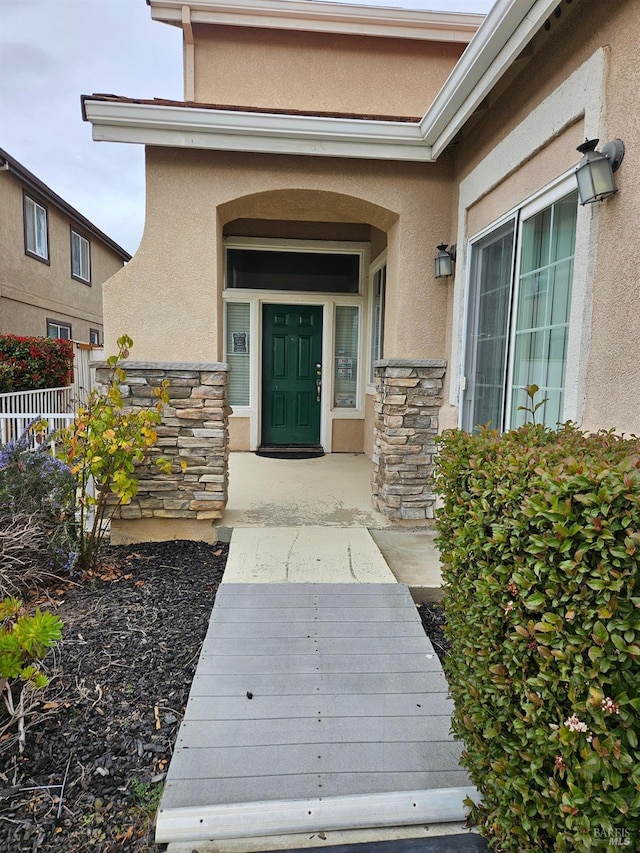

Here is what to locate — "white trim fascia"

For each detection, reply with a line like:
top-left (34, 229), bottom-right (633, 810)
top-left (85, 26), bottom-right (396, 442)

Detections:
top-left (84, 100), bottom-right (432, 162)
top-left (420, 0), bottom-right (573, 158)
top-left (450, 48), bottom-right (607, 424)
top-left (149, 0), bottom-right (482, 43)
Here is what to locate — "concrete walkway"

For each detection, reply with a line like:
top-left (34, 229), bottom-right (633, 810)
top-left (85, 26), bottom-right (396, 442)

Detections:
top-left (220, 453), bottom-right (443, 600)
top-left (157, 453), bottom-right (478, 851)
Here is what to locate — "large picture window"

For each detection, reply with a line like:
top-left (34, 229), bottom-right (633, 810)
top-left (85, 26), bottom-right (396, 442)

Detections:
top-left (463, 190), bottom-right (578, 432)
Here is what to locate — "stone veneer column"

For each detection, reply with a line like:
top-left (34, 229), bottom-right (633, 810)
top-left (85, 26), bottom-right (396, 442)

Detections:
top-left (93, 361), bottom-right (230, 543)
top-left (372, 358), bottom-right (446, 524)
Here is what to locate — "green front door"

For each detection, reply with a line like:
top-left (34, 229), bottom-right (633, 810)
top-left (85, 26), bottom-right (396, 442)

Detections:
top-left (262, 304), bottom-right (323, 446)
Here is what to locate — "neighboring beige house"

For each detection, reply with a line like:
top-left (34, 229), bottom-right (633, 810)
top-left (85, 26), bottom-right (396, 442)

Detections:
top-left (0, 147), bottom-right (130, 345)
top-left (82, 0), bottom-right (639, 542)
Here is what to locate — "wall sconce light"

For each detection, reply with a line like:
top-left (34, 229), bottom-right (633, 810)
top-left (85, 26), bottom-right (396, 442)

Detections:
top-left (575, 138), bottom-right (625, 205)
top-left (435, 243), bottom-right (456, 279)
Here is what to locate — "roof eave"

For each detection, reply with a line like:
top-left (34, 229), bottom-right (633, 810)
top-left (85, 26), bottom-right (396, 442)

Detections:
top-left (420, 0), bottom-right (568, 157)
top-left (0, 147), bottom-right (131, 261)
top-left (81, 99), bottom-right (434, 163)
top-left (148, 0), bottom-right (483, 43)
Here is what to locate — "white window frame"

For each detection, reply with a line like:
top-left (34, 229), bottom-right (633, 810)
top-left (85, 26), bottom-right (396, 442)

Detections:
top-left (71, 229), bottom-right (91, 283)
top-left (367, 251), bottom-right (387, 392)
top-left (47, 320), bottom-right (71, 340)
top-left (461, 175), bottom-right (580, 432)
top-left (24, 194), bottom-right (49, 261)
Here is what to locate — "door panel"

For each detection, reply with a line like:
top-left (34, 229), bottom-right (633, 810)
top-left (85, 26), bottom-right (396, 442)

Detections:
top-left (262, 305), bottom-right (322, 446)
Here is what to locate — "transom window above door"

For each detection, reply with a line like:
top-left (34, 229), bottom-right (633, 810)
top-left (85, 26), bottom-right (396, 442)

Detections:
top-left (226, 248), bottom-right (360, 293)
top-left (462, 190), bottom-right (578, 433)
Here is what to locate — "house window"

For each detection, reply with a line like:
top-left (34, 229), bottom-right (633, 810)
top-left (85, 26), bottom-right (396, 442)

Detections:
top-left (24, 194), bottom-right (49, 261)
top-left (225, 302), bottom-right (251, 406)
top-left (334, 305), bottom-right (359, 408)
top-left (47, 320), bottom-right (72, 340)
top-left (370, 262), bottom-right (386, 383)
top-left (89, 328), bottom-right (100, 346)
top-left (463, 190), bottom-right (578, 432)
top-left (71, 230), bottom-right (91, 283)
top-left (226, 249), bottom-right (360, 293)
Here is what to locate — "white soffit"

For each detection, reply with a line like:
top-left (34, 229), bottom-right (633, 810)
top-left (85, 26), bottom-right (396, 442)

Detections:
top-left (85, 0), bottom-right (561, 163)
top-left (83, 100), bottom-right (432, 162)
top-left (149, 0), bottom-right (483, 44)
top-left (421, 0), bottom-right (573, 157)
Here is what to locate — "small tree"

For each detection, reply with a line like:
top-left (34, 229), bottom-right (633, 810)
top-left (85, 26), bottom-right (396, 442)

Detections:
top-left (55, 335), bottom-right (170, 570)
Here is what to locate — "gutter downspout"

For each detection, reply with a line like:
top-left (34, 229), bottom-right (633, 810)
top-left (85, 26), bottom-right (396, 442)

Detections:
top-left (182, 5), bottom-right (195, 102)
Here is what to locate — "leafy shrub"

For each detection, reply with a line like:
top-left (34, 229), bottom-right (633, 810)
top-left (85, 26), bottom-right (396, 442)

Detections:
top-left (0, 597), bottom-right (63, 754)
top-left (0, 335), bottom-right (74, 392)
top-left (434, 423), bottom-right (640, 851)
top-left (54, 335), bottom-right (170, 570)
top-left (0, 433), bottom-right (78, 594)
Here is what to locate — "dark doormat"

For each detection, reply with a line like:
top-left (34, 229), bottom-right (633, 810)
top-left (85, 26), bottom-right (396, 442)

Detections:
top-left (256, 445), bottom-right (325, 460)
top-left (262, 833), bottom-right (488, 853)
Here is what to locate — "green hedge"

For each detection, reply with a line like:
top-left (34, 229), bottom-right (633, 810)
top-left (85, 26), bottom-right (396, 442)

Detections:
top-left (434, 424), bottom-right (640, 851)
top-left (0, 335), bottom-right (74, 393)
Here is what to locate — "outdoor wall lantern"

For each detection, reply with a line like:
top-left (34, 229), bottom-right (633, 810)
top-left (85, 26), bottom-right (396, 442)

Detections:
top-left (575, 138), bottom-right (625, 205)
top-left (435, 243), bottom-right (456, 279)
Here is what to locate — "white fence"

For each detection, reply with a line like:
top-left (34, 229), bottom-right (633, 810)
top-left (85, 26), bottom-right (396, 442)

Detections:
top-left (0, 342), bottom-right (104, 448)
top-left (72, 342), bottom-right (104, 407)
top-left (0, 386), bottom-right (75, 448)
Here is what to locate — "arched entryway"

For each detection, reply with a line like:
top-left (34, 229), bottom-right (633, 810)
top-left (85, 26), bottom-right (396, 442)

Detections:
top-left (217, 189), bottom-right (397, 457)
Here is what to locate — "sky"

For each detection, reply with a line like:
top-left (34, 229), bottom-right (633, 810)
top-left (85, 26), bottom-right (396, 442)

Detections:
top-left (0, 0), bottom-right (493, 255)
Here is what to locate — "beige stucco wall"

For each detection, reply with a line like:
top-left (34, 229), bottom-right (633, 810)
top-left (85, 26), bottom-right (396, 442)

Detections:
top-left (449, 0), bottom-right (640, 435)
top-left (228, 416), bottom-right (250, 451)
top-left (363, 392), bottom-right (376, 459)
top-left (0, 170), bottom-right (123, 342)
top-left (103, 147), bottom-right (453, 365)
top-left (331, 418), bottom-right (364, 453)
top-left (192, 25), bottom-right (465, 118)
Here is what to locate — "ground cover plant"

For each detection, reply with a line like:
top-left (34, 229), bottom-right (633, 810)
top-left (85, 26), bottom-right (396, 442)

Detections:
top-left (435, 423), bottom-right (640, 851)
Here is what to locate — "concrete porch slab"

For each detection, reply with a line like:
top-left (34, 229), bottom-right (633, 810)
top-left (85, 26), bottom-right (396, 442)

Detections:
top-left (221, 527), bottom-right (396, 584)
top-left (222, 453), bottom-right (392, 529)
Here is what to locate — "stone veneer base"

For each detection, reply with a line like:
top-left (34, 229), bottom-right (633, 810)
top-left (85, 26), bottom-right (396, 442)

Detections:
top-left (371, 358), bottom-right (446, 525)
top-left (92, 361), bottom-right (230, 544)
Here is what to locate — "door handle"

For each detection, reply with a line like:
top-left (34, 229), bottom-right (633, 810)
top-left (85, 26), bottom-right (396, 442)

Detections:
top-left (316, 377), bottom-right (322, 402)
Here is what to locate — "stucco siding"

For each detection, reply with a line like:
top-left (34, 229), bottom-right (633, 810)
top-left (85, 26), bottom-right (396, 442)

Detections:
top-left (448, 0), bottom-right (639, 435)
top-left (103, 147), bottom-right (454, 365)
top-left (192, 25), bottom-right (464, 118)
top-left (0, 168), bottom-right (124, 342)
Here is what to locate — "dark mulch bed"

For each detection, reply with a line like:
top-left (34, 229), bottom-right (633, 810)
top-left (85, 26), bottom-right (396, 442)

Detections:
top-left (0, 540), bottom-right (227, 853)
top-left (0, 542), bottom-right (449, 853)
top-left (417, 603), bottom-right (450, 665)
